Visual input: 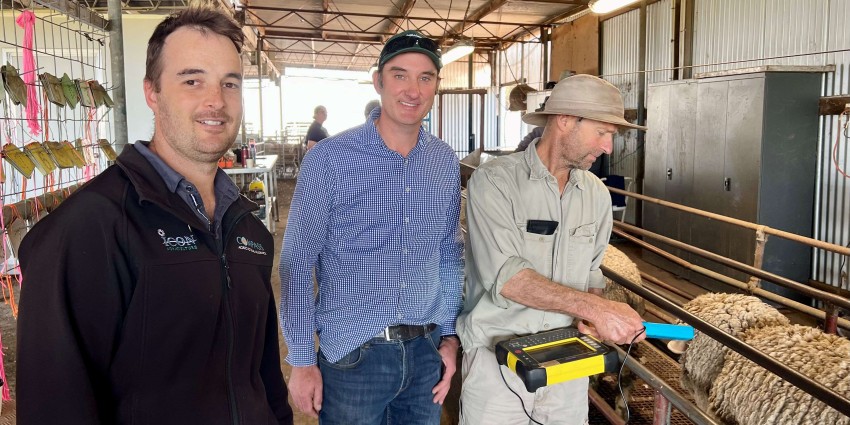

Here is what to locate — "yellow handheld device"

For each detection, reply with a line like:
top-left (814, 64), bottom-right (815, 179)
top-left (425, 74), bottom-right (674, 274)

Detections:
top-left (495, 328), bottom-right (618, 392)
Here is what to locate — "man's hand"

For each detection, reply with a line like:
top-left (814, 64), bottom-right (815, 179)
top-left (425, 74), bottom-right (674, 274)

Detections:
top-left (431, 336), bottom-right (460, 404)
top-left (288, 365), bottom-right (323, 418)
top-left (584, 299), bottom-right (646, 345)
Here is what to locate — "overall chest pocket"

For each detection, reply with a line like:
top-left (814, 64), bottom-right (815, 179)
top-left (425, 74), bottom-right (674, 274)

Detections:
top-left (521, 231), bottom-right (556, 279)
top-left (564, 222), bottom-right (598, 290)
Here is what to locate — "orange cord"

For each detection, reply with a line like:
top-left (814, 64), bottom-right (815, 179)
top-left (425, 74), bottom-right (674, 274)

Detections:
top-left (833, 112), bottom-right (849, 179)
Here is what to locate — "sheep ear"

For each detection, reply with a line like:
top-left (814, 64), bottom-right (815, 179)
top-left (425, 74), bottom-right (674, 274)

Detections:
top-left (668, 340), bottom-right (688, 354)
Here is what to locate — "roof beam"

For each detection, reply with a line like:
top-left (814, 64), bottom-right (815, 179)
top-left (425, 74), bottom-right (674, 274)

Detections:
top-left (20, 0), bottom-right (109, 30)
top-left (215, 0), bottom-right (280, 79)
top-left (381, 0), bottom-right (416, 41)
top-left (446, 0), bottom-right (508, 38)
top-left (515, 0), bottom-right (587, 4)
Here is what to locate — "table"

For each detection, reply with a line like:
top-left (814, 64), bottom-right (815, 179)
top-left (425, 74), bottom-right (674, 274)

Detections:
top-left (223, 154), bottom-right (279, 233)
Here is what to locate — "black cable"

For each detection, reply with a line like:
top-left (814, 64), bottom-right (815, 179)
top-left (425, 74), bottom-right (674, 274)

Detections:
top-left (499, 365), bottom-right (544, 425)
top-left (619, 326), bottom-right (647, 424)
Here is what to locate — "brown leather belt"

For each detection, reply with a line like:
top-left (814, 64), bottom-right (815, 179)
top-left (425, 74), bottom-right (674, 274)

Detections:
top-left (373, 323), bottom-right (437, 341)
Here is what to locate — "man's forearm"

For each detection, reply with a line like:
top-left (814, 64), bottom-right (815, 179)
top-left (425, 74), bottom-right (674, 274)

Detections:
top-left (500, 268), bottom-right (608, 323)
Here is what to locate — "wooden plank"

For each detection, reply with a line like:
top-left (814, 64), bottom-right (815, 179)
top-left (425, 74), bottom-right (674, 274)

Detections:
top-left (549, 12), bottom-right (599, 80)
top-left (819, 95), bottom-right (850, 116)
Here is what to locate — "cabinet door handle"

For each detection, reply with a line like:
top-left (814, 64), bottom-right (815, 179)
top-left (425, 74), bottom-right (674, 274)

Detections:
top-left (724, 177), bottom-right (731, 191)
top-left (667, 168), bottom-right (673, 180)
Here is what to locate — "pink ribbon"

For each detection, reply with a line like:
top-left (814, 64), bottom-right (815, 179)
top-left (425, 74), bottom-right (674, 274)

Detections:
top-left (16, 10), bottom-right (41, 136)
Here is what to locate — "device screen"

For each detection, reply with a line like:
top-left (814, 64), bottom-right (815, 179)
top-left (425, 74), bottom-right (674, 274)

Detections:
top-left (527, 339), bottom-right (593, 364)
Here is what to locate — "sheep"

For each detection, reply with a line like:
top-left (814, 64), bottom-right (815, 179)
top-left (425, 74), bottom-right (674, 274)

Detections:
top-left (601, 245), bottom-right (646, 316)
top-left (709, 324), bottom-right (850, 425)
top-left (677, 293), bottom-right (790, 409)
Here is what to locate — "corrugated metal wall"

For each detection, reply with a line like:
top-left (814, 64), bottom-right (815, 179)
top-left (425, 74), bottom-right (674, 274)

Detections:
top-left (818, 0), bottom-right (850, 291)
top-left (691, 0), bottom-right (850, 290)
top-left (602, 0), bottom-right (674, 178)
top-left (498, 40), bottom-right (548, 146)
top-left (499, 41), bottom-right (545, 88)
top-left (429, 52), bottom-right (499, 158)
top-left (432, 88), bottom-right (501, 158)
top-left (440, 52), bottom-right (491, 88)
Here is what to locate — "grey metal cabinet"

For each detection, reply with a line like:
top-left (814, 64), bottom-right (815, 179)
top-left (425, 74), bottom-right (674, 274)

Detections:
top-left (644, 80), bottom-right (698, 277)
top-left (644, 70), bottom-right (821, 298)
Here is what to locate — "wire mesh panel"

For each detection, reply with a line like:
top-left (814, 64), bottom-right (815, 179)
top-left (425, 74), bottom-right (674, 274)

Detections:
top-left (0, 6), bottom-right (113, 215)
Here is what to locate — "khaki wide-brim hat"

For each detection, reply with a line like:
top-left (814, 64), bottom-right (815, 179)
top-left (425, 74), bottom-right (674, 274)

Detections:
top-left (522, 74), bottom-right (647, 131)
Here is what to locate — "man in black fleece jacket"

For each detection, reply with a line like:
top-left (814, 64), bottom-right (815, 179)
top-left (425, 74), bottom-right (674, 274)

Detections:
top-left (16, 8), bottom-right (293, 425)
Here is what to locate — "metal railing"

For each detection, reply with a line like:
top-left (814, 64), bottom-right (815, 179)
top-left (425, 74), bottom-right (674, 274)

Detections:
top-left (603, 266), bottom-right (850, 417)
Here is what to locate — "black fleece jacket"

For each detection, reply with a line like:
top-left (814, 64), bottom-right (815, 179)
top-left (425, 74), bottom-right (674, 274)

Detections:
top-left (16, 145), bottom-right (293, 425)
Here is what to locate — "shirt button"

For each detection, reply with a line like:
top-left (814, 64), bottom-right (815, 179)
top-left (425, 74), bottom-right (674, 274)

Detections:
top-left (397, 313), bottom-right (404, 320)
top-left (404, 217), bottom-right (409, 224)
top-left (405, 187), bottom-right (411, 193)
top-left (400, 282), bottom-right (406, 288)
top-left (403, 248), bottom-right (408, 255)
top-left (544, 323), bottom-right (550, 329)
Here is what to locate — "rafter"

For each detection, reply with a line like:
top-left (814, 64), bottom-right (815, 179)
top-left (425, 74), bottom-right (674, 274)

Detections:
top-left (445, 0), bottom-right (509, 39)
top-left (381, 0), bottom-right (416, 41)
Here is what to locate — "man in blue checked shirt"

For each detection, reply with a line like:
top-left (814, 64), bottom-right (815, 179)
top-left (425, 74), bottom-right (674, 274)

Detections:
top-left (280, 30), bottom-right (464, 425)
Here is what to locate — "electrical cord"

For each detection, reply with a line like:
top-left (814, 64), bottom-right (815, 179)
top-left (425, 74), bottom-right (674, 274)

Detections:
top-left (619, 326), bottom-right (647, 424)
top-left (499, 364), bottom-right (544, 425)
top-left (498, 326), bottom-right (648, 425)
top-left (833, 111), bottom-right (849, 179)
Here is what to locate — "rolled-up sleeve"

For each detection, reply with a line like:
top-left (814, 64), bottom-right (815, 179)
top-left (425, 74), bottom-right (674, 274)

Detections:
top-left (466, 168), bottom-right (535, 309)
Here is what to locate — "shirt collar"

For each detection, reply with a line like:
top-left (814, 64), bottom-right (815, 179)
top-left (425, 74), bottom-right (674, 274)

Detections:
top-left (134, 140), bottom-right (240, 199)
top-left (523, 139), bottom-right (588, 191)
top-left (364, 106), bottom-right (429, 156)
top-left (135, 141), bottom-right (183, 193)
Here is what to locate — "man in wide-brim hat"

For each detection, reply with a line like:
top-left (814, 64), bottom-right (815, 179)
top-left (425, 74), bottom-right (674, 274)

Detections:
top-left (457, 74), bottom-right (647, 424)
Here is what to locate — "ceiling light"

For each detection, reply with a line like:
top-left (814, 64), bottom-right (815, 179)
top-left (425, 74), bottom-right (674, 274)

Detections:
top-left (441, 39), bottom-right (475, 66)
top-left (588, 0), bottom-right (641, 14)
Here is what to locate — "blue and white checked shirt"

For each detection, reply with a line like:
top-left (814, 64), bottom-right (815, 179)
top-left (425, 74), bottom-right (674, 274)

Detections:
top-left (280, 107), bottom-right (464, 366)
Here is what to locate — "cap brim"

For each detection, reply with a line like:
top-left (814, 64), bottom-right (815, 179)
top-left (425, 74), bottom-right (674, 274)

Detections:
top-left (380, 48), bottom-right (442, 70)
top-left (522, 111), bottom-right (647, 131)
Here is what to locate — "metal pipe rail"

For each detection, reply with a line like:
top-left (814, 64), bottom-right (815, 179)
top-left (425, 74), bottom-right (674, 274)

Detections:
top-left (613, 221), bottom-right (850, 312)
top-left (611, 345), bottom-right (721, 425)
top-left (608, 186), bottom-right (850, 257)
top-left (602, 265), bottom-right (850, 417)
top-left (613, 227), bottom-right (850, 331)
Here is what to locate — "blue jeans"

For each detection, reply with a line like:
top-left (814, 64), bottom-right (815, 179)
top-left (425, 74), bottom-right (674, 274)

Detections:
top-left (318, 326), bottom-right (444, 425)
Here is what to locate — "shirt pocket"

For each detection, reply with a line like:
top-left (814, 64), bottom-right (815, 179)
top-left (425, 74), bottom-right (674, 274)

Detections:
top-left (564, 222), bottom-right (598, 290)
top-left (520, 230), bottom-right (557, 279)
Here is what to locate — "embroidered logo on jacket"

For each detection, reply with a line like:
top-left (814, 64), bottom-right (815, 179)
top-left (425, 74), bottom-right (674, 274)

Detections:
top-left (237, 236), bottom-right (266, 255)
top-left (158, 229), bottom-right (198, 251)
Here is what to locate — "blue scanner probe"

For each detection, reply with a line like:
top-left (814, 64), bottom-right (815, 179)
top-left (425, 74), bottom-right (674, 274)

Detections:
top-left (643, 322), bottom-right (694, 340)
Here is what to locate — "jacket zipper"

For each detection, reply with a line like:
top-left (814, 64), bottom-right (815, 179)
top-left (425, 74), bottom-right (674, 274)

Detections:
top-left (219, 210), bottom-right (252, 425)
